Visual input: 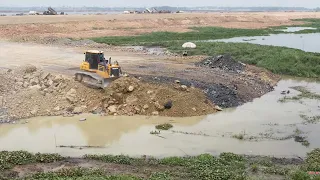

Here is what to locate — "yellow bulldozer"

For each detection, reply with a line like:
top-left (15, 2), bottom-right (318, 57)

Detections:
top-left (75, 50), bottom-right (122, 88)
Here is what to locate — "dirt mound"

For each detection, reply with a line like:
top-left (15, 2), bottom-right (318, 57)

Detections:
top-left (0, 68), bottom-right (217, 122)
top-left (196, 55), bottom-right (245, 73)
top-left (102, 77), bottom-right (217, 117)
top-left (133, 75), bottom-right (244, 108)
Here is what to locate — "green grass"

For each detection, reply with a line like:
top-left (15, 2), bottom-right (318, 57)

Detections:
top-left (0, 151), bottom-right (63, 170)
top-left (155, 123), bottom-right (173, 130)
top-left (300, 114), bottom-right (320, 124)
top-left (91, 18), bottom-right (320, 78)
top-left (279, 86), bottom-right (320, 102)
top-left (91, 19), bottom-right (320, 46)
top-left (2, 149), bottom-right (320, 179)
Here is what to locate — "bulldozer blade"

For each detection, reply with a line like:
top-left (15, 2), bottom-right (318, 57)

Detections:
top-left (102, 79), bottom-right (112, 88)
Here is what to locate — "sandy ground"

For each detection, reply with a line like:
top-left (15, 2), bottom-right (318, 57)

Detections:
top-left (0, 12), bottom-right (320, 40)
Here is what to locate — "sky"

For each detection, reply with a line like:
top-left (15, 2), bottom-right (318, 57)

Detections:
top-left (1, 0), bottom-right (319, 8)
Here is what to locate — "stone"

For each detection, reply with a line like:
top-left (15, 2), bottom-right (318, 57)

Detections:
top-left (128, 85), bottom-right (134, 92)
top-left (39, 91), bottom-right (46, 96)
top-left (152, 111), bottom-right (159, 116)
top-left (54, 106), bottom-right (61, 111)
top-left (147, 90), bottom-right (153, 94)
top-left (0, 96), bottom-right (3, 106)
top-left (29, 85), bottom-right (41, 90)
top-left (30, 78), bottom-right (39, 86)
top-left (126, 95), bottom-right (138, 105)
top-left (107, 100), bottom-right (115, 105)
top-left (143, 104), bottom-right (149, 110)
top-left (41, 72), bottom-right (50, 80)
top-left (15, 77), bottom-right (24, 82)
top-left (192, 107), bottom-right (197, 112)
top-left (180, 85), bottom-right (188, 91)
top-left (73, 106), bottom-right (84, 114)
top-left (154, 101), bottom-right (165, 111)
top-left (79, 118), bottom-right (86, 121)
top-left (30, 106), bottom-right (39, 115)
top-left (47, 79), bottom-right (54, 86)
top-left (24, 65), bottom-right (37, 73)
top-left (214, 105), bottom-right (223, 111)
top-left (164, 100), bottom-right (173, 109)
top-left (108, 105), bottom-right (118, 114)
top-left (66, 88), bottom-right (77, 103)
top-left (53, 75), bottom-right (63, 82)
top-left (134, 106), bottom-right (141, 112)
top-left (23, 82), bottom-right (29, 88)
top-left (174, 80), bottom-right (180, 84)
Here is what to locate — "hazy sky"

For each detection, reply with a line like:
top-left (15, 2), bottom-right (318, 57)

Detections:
top-left (1, 0), bottom-right (319, 8)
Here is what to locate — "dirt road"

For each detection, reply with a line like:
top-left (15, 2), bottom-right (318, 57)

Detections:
top-left (1, 12), bottom-right (320, 41)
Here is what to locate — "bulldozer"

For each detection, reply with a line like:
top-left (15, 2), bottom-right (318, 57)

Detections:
top-left (75, 50), bottom-right (122, 88)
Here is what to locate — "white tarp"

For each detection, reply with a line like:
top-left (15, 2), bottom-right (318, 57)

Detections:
top-left (182, 42), bottom-right (196, 49)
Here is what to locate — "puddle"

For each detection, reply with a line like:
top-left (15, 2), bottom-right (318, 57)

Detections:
top-left (277, 27), bottom-right (317, 32)
top-left (211, 33), bottom-right (320, 53)
top-left (0, 78), bottom-right (319, 158)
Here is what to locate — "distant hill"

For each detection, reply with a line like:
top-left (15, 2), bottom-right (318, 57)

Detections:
top-left (0, 6), bottom-right (316, 13)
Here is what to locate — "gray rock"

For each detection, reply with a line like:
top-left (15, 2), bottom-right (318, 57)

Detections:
top-left (128, 85), bottom-right (134, 92)
top-left (79, 118), bottom-right (86, 121)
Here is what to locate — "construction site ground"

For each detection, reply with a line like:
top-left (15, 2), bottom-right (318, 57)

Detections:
top-left (1, 12), bottom-right (319, 178)
top-left (1, 12), bottom-right (320, 41)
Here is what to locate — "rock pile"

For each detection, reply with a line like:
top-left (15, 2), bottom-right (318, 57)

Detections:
top-left (196, 54), bottom-right (245, 73)
top-left (0, 66), bottom-right (105, 121)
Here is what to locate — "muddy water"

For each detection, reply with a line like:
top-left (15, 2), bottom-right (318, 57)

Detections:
top-left (277, 27), bottom-right (317, 32)
top-left (0, 79), bottom-right (319, 158)
top-left (212, 33), bottom-right (320, 53)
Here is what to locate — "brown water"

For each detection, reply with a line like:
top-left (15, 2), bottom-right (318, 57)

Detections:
top-left (0, 78), bottom-right (319, 158)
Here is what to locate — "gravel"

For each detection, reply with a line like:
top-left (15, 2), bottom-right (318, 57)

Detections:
top-left (195, 54), bottom-right (245, 73)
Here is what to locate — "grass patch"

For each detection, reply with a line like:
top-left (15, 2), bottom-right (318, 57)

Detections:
top-left (0, 151), bottom-right (63, 170)
top-left (27, 167), bottom-right (141, 180)
top-left (155, 123), bottom-right (173, 130)
top-left (279, 86), bottom-right (320, 102)
top-left (84, 154), bottom-right (139, 165)
top-left (150, 130), bottom-right (161, 135)
top-left (91, 18), bottom-right (320, 78)
top-left (92, 27), bottom-right (105, 30)
top-left (2, 149), bottom-right (320, 179)
top-left (300, 114), bottom-right (320, 124)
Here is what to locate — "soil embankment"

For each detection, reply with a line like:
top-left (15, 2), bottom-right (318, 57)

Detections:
top-left (0, 66), bottom-right (217, 122)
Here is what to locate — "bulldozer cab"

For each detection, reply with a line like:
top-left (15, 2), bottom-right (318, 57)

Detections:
top-left (84, 50), bottom-right (105, 69)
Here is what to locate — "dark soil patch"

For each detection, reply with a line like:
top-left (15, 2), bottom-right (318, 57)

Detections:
top-left (195, 54), bottom-right (245, 73)
top-left (133, 75), bottom-right (244, 108)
